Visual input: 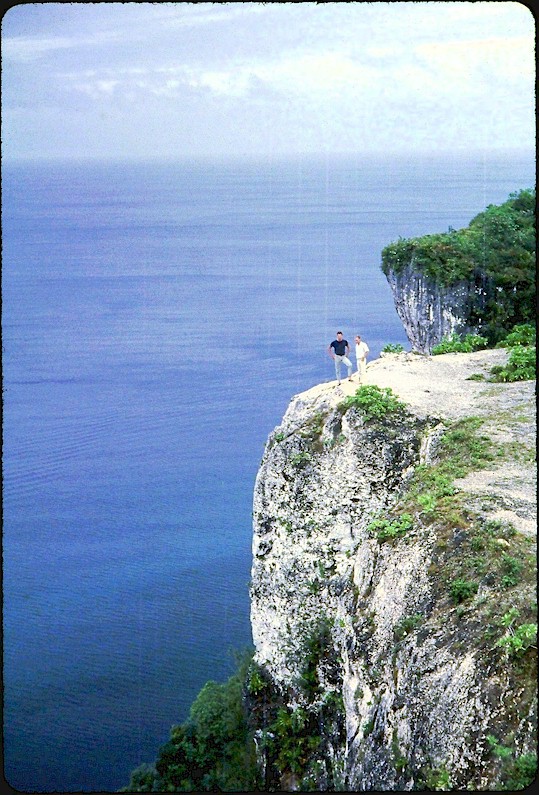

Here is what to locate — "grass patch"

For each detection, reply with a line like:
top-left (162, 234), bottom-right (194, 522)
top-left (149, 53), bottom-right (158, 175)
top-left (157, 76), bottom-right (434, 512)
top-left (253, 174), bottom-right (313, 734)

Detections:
top-left (437, 417), bottom-right (497, 474)
top-left (368, 513), bottom-right (413, 543)
top-left (386, 417), bottom-right (535, 613)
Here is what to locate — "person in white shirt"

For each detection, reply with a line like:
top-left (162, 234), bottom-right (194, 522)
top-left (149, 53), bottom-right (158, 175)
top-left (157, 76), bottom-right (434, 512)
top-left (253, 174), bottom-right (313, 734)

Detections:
top-left (354, 334), bottom-right (369, 381)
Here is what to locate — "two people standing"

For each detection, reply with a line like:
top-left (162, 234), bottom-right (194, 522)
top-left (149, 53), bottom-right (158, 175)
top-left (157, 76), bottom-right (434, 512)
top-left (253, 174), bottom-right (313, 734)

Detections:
top-left (328, 331), bottom-right (369, 385)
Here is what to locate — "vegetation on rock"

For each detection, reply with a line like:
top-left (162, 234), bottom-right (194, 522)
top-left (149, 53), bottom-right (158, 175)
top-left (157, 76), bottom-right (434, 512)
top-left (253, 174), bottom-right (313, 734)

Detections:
top-left (432, 332), bottom-right (488, 355)
top-left (339, 384), bottom-right (407, 419)
top-left (381, 189), bottom-right (536, 345)
top-left (435, 323), bottom-right (536, 383)
top-left (120, 651), bottom-right (259, 792)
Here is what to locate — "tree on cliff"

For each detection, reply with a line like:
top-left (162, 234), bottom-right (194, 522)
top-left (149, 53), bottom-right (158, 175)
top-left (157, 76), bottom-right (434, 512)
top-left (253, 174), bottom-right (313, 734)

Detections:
top-left (381, 188), bottom-right (535, 344)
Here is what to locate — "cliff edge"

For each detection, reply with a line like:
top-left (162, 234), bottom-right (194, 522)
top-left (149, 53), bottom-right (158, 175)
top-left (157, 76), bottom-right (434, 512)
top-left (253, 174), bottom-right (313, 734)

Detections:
top-left (249, 349), bottom-right (536, 790)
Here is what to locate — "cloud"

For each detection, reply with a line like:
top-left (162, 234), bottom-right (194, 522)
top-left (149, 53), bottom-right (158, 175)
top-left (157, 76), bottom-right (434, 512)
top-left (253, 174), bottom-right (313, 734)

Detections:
top-left (415, 35), bottom-right (535, 84)
top-left (176, 52), bottom-right (376, 99)
top-left (57, 27), bottom-right (534, 122)
top-left (1, 2), bottom-right (271, 64)
top-left (2, 2), bottom-right (534, 159)
top-left (2, 35), bottom-right (83, 62)
top-left (161, 1), bottom-right (270, 29)
top-left (59, 50), bottom-right (381, 104)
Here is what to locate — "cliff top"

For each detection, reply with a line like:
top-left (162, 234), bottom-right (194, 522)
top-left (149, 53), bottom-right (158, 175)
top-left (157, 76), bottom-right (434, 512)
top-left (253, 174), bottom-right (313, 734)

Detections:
top-left (289, 348), bottom-right (536, 538)
top-left (301, 348), bottom-right (531, 421)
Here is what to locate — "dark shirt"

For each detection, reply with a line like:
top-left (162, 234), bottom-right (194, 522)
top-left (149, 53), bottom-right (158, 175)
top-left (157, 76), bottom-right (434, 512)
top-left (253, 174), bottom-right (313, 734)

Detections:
top-left (330, 339), bottom-right (348, 356)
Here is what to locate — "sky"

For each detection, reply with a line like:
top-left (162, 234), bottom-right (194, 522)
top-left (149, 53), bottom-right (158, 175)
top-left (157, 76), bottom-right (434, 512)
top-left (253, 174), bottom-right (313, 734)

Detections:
top-left (1, 1), bottom-right (535, 161)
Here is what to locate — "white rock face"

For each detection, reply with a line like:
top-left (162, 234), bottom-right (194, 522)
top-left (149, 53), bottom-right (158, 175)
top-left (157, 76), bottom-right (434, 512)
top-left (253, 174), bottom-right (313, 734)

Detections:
top-left (249, 355), bottom-right (536, 790)
top-left (385, 263), bottom-right (488, 353)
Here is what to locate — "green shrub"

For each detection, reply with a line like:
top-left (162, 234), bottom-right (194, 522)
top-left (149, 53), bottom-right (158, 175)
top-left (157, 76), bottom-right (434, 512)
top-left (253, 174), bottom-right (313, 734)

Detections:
top-left (119, 763), bottom-right (159, 792)
top-left (247, 662), bottom-right (269, 696)
top-left (269, 707), bottom-right (321, 776)
top-left (500, 554), bottom-right (523, 588)
top-left (382, 343), bottom-right (405, 353)
top-left (368, 513), bottom-right (413, 543)
top-left (291, 451), bottom-right (312, 468)
top-left (449, 578), bottom-right (478, 604)
top-left (502, 753), bottom-right (537, 790)
top-left (432, 332), bottom-right (488, 355)
top-left (394, 613), bottom-right (423, 641)
top-left (422, 764), bottom-right (453, 790)
top-left (486, 737), bottom-right (538, 790)
top-left (496, 322), bottom-right (536, 348)
top-left (490, 345), bottom-right (536, 382)
top-left (340, 384), bottom-right (406, 420)
top-left (498, 607), bottom-right (520, 628)
top-left (417, 492), bottom-right (438, 515)
top-left (298, 618), bottom-right (334, 696)
top-left (496, 623), bottom-right (537, 657)
top-left (124, 650), bottom-right (259, 792)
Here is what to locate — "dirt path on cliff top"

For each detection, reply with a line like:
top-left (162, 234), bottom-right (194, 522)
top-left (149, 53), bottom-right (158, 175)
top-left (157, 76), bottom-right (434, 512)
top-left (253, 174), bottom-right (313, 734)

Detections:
top-left (300, 348), bottom-right (536, 537)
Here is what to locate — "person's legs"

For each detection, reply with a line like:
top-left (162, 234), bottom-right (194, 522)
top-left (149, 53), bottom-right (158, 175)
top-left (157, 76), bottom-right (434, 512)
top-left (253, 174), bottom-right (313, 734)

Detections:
top-left (334, 355), bottom-right (342, 382)
top-left (359, 358), bottom-right (366, 381)
top-left (343, 356), bottom-right (353, 379)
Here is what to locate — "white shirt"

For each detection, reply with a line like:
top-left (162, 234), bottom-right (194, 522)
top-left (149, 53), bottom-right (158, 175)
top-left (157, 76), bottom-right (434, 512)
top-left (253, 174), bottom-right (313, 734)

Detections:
top-left (355, 341), bottom-right (369, 359)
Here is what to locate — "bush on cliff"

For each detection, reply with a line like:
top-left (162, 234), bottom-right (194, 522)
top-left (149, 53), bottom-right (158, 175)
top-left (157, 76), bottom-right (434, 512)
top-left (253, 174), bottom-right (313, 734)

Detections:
top-left (496, 322), bottom-right (536, 348)
top-left (432, 332), bottom-right (488, 355)
top-left (340, 384), bottom-right (406, 419)
top-left (490, 345), bottom-right (536, 382)
top-left (381, 188), bottom-right (536, 345)
top-left (121, 650), bottom-right (259, 792)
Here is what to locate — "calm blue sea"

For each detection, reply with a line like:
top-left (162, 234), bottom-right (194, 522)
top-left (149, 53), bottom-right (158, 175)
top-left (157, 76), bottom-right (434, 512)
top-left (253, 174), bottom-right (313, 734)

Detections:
top-left (2, 151), bottom-right (534, 792)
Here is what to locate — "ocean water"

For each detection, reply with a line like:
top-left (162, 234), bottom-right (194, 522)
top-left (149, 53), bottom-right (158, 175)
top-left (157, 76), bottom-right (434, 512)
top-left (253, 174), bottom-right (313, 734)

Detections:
top-left (2, 151), bottom-right (534, 792)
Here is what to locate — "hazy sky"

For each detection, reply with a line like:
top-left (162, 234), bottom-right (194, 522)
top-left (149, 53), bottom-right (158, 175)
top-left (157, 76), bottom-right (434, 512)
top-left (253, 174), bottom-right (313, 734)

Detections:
top-left (1, 1), bottom-right (535, 160)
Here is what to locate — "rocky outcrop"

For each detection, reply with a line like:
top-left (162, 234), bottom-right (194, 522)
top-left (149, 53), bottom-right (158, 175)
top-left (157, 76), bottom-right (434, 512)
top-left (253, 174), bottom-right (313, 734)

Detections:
top-left (384, 263), bottom-right (489, 353)
top-left (249, 351), bottom-right (536, 791)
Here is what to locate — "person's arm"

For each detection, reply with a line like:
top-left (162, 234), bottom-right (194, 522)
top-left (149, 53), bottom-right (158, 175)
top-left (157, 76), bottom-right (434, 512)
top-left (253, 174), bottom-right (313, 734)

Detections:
top-left (327, 344), bottom-right (335, 358)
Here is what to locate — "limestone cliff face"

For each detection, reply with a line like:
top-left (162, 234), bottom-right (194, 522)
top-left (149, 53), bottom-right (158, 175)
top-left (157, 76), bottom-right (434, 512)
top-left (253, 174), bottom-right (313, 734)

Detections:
top-left (384, 263), bottom-right (488, 353)
top-left (249, 352), bottom-right (536, 791)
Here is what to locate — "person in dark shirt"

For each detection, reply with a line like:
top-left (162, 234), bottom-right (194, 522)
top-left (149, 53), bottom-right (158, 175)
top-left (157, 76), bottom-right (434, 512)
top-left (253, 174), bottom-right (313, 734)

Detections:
top-left (327, 330), bottom-right (353, 385)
